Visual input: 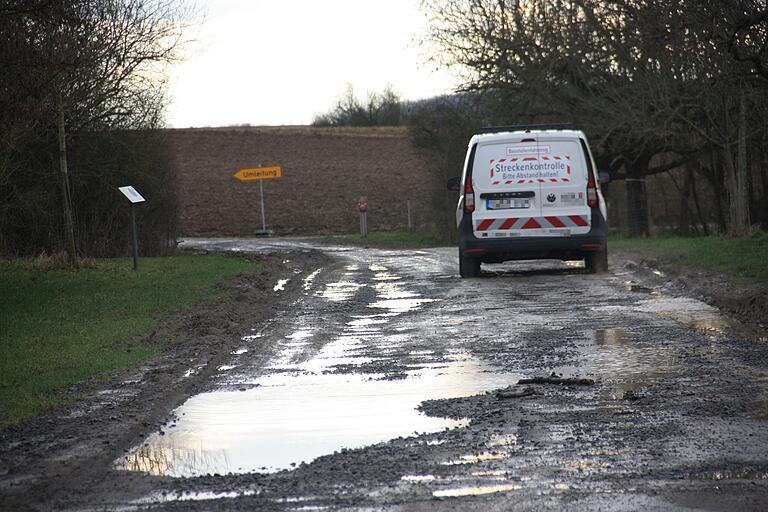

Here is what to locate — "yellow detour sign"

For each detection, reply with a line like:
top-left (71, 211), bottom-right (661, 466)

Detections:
top-left (233, 165), bottom-right (282, 181)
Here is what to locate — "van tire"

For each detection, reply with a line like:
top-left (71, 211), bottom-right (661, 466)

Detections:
top-left (585, 247), bottom-right (608, 274)
top-left (459, 251), bottom-right (481, 278)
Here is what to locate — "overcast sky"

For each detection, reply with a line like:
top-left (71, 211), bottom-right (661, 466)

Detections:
top-left (166, 0), bottom-right (458, 128)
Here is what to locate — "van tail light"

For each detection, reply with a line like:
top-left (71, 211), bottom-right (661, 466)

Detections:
top-left (464, 178), bottom-right (475, 214)
top-left (586, 171), bottom-right (598, 208)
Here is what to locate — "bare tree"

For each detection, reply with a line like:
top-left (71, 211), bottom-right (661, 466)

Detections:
top-left (313, 83), bottom-right (405, 127)
top-left (726, 2), bottom-right (768, 80)
top-left (421, 0), bottom-right (768, 236)
top-left (0, 0), bottom-right (196, 265)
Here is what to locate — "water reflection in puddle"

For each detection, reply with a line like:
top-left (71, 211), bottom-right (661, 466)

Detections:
top-left (117, 356), bottom-right (517, 477)
top-left (263, 330), bottom-right (316, 371)
top-left (442, 452), bottom-right (507, 465)
top-left (567, 328), bottom-right (679, 400)
top-left (433, 484), bottom-right (524, 498)
top-left (401, 474), bottom-right (437, 482)
top-left (183, 367), bottom-right (201, 378)
top-left (636, 297), bottom-right (726, 333)
top-left (695, 469), bottom-right (768, 481)
top-left (134, 489), bottom-right (258, 505)
top-left (347, 314), bottom-right (396, 328)
top-left (372, 272), bottom-right (402, 281)
top-left (374, 281), bottom-right (416, 299)
top-left (317, 281), bottom-right (366, 302)
top-left (366, 278), bottom-right (439, 313)
top-left (595, 295), bottom-right (728, 335)
top-left (487, 434), bottom-right (518, 448)
top-left (302, 268), bottom-right (322, 291)
top-left (472, 470), bottom-right (508, 477)
top-left (567, 459), bottom-right (609, 470)
top-left (369, 298), bottom-right (439, 314)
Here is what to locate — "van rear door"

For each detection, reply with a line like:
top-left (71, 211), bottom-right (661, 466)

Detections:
top-left (536, 137), bottom-right (591, 236)
top-left (470, 135), bottom-right (590, 238)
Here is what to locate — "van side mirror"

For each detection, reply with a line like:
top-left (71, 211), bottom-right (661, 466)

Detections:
top-left (447, 176), bottom-right (460, 191)
top-left (598, 170), bottom-right (611, 184)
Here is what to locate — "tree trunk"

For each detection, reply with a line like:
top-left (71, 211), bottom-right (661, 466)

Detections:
top-left (736, 87), bottom-right (750, 232)
top-left (57, 98), bottom-right (78, 268)
top-left (725, 87), bottom-right (750, 236)
top-left (710, 151), bottom-right (728, 233)
top-left (688, 160), bottom-right (709, 236)
top-left (678, 166), bottom-right (693, 236)
top-left (761, 142), bottom-right (768, 229)
top-left (625, 155), bottom-right (651, 237)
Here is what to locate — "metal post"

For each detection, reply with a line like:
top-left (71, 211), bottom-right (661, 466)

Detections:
top-left (259, 179), bottom-right (267, 232)
top-left (406, 199), bottom-right (412, 230)
top-left (360, 211), bottom-right (369, 238)
top-left (130, 204), bottom-right (139, 271)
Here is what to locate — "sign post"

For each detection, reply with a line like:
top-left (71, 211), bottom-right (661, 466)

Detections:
top-left (233, 165), bottom-right (282, 236)
top-left (406, 199), bottom-right (412, 230)
top-left (258, 180), bottom-right (266, 233)
top-left (117, 186), bottom-right (146, 271)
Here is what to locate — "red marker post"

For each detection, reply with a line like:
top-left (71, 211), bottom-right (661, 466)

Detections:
top-left (356, 198), bottom-right (368, 238)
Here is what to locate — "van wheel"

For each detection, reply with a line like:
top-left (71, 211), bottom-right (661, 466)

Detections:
top-left (585, 247), bottom-right (608, 274)
top-left (459, 250), bottom-right (481, 278)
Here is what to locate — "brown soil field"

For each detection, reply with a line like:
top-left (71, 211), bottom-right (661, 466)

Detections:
top-left (165, 126), bottom-right (438, 237)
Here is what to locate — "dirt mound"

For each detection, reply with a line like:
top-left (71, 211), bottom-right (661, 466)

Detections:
top-left (706, 289), bottom-right (768, 331)
top-left (614, 249), bottom-right (768, 334)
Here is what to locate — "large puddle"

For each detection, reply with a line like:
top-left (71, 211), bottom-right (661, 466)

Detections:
top-left (635, 296), bottom-right (727, 333)
top-left (596, 295), bottom-right (728, 334)
top-left (117, 268), bottom-right (518, 477)
top-left (116, 355), bottom-right (514, 477)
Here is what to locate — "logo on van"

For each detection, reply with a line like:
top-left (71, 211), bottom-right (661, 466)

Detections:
top-left (546, 194), bottom-right (556, 203)
top-left (490, 155), bottom-right (572, 185)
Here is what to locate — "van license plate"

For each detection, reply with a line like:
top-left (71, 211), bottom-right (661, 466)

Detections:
top-left (487, 198), bottom-right (530, 210)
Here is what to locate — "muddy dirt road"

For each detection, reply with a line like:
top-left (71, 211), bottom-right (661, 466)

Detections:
top-left (2, 238), bottom-right (768, 511)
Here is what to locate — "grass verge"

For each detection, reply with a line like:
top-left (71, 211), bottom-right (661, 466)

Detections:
top-left (610, 233), bottom-right (768, 283)
top-left (0, 255), bottom-right (259, 428)
top-left (339, 230), bottom-right (440, 248)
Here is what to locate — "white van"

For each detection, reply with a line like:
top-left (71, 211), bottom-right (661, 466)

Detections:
top-left (449, 125), bottom-right (608, 278)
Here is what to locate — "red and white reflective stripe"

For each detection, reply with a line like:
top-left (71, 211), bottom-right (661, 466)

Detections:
top-left (475, 215), bottom-right (589, 231)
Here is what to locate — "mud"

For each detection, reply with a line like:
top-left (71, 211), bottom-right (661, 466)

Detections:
top-left (0, 249), bottom-right (329, 510)
top-left (613, 248), bottom-right (768, 335)
top-left (1, 239), bottom-right (767, 511)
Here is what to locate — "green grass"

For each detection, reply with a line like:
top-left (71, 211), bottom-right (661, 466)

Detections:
top-left (340, 230), bottom-right (439, 248)
top-left (610, 232), bottom-right (768, 283)
top-left (0, 255), bottom-right (259, 427)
